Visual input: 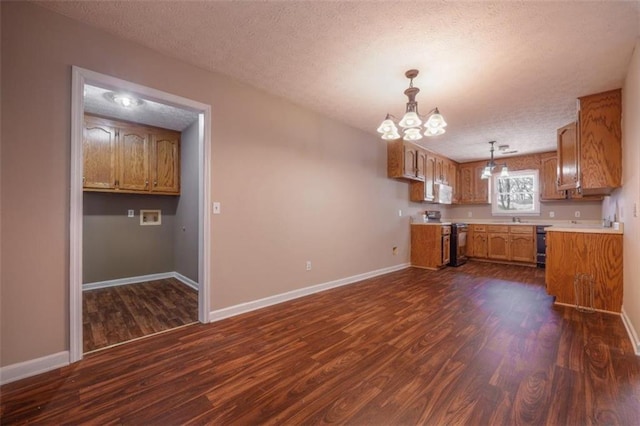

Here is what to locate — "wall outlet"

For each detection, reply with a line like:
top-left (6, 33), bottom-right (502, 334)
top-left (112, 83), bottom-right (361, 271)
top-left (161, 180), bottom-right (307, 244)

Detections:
top-left (549, 211), bottom-right (555, 218)
top-left (468, 211), bottom-right (473, 218)
top-left (306, 261), bottom-right (312, 271)
top-left (574, 210), bottom-right (581, 218)
top-left (128, 209), bottom-right (134, 218)
top-left (398, 209), bottom-right (402, 217)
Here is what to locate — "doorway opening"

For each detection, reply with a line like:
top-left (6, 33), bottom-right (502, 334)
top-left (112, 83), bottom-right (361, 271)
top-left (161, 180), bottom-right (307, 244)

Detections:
top-left (70, 67), bottom-right (211, 361)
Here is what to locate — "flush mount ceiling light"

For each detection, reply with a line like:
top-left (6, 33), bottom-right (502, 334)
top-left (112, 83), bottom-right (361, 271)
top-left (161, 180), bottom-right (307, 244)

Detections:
top-left (377, 69), bottom-right (447, 142)
top-left (481, 141), bottom-right (509, 179)
top-left (105, 92), bottom-right (144, 108)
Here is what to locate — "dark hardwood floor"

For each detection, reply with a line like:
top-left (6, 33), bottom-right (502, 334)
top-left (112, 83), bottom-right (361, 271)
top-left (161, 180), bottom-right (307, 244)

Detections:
top-left (2, 262), bottom-right (639, 424)
top-left (83, 278), bottom-right (198, 353)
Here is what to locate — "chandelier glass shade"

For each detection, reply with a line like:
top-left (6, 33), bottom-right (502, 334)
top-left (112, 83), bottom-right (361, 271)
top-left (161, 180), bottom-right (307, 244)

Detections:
top-left (377, 69), bottom-right (447, 141)
top-left (481, 141), bottom-right (509, 179)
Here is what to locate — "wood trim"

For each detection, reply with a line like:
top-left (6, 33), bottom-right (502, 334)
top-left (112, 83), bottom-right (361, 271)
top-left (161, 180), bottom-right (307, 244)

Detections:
top-left (83, 271), bottom-right (198, 291)
top-left (69, 66), bottom-right (213, 364)
top-left (621, 308), bottom-right (640, 356)
top-left (0, 351), bottom-right (70, 386)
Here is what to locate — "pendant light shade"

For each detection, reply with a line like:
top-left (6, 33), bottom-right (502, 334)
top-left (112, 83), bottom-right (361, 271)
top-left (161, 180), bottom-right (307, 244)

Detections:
top-left (403, 128), bottom-right (423, 141)
top-left (399, 111), bottom-right (422, 129)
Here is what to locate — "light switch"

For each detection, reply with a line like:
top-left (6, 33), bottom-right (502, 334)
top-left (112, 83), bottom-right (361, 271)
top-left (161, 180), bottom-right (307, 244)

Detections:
top-left (128, 209), bottom-right (134, 218)
top-left (213, 202), bottom-right (221, 214)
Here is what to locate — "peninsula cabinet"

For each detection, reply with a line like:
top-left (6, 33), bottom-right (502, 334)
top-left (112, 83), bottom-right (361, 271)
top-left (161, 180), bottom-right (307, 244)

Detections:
top-left (411, 224), bottom-right (451, 270)
top-left (387, 139), bottom-right (425, 182)
top-left (83, 115), bottom-right (180, 195)
top-left (556, 89), bottom-right (622, 195)
top-left (546, 231), bottom-right (622, 313)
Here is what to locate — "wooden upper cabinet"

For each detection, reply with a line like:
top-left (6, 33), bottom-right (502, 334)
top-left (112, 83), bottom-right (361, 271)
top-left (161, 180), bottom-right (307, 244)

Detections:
top-left (387, 139), bottom-right (424, 181)
top-left (556, 89), bottom-right (622, 195)
top-left (410, 153), bottom-right (435, 202)
top-left (118, 125), bottom-right (149, 191)
top-left (151, 132), bottom-right (180, 194)
top-left (83, 118), bottom-right (117, 190)
top-left (83, 115), bottom-right (180, 195)
top-left (557, 122), bottom-right (578, 190)
top-left (415, 149), bottom-right (427, 182)
top-left (458, 162), bottom-right (489, 204)
top-left (578, 89), bottom-right (622, 194)
top-left (434, 157), bottom-right (445, 183)
top-left (540, 153), bottom-right (566, 200)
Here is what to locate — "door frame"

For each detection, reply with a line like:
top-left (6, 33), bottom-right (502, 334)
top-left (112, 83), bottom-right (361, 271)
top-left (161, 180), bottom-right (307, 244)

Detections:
top-left (70, 66), bottom-right (212, 362)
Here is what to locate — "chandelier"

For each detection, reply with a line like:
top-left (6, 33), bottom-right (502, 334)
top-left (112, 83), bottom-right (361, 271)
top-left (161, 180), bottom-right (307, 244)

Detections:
top-left (377, 69), bottom-right (447, 141)
top-left (481, 141), bottom-right (509, 179)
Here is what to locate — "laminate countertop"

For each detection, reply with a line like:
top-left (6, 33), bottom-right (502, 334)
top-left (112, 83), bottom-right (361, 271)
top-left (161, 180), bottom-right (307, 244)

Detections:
top-left (410, 217), bottom-right (624, 234)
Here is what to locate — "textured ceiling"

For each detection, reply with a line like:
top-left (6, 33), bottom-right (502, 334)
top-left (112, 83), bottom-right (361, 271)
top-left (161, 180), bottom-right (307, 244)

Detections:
top-left (84, 85), bottom-right (199, 131)
top-left (38, 1), bottom-right (640, 162)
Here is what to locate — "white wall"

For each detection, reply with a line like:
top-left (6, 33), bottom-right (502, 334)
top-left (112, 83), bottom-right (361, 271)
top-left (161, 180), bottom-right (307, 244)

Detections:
top-left (604, 38), bottom-right (640, 351)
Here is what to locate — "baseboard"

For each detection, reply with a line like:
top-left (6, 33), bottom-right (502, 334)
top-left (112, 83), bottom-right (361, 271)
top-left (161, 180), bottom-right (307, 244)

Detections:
top-left (0, 351), bottom-right (69, 385)
top-left (209, 263), bottom-right (410, 322)
top-left (83, 272), bottom-right (198, 291)
top-left (621, 308), bottom-right (640, 355)
top-left (174, 272), bottom-right (199, 291)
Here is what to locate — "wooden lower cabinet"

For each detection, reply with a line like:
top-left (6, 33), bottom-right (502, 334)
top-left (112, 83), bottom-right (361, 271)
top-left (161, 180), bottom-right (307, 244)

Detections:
top-left (487, 226), bottom-right (509, 260)
top-left (545, 231), bottom-right (622, 313)
top-left (469, 224), bottom-right (535, 265)
top-left (469, 225), bottom-right (487, 258)
top-left (411, 225), bottom-right (451, 270)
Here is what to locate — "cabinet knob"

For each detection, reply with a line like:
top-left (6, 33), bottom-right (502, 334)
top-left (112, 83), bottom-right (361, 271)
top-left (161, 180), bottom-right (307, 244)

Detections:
top-left (145, 180), bottom-right (149, 187)
top-left (154, 180), bottom-right (158, 186)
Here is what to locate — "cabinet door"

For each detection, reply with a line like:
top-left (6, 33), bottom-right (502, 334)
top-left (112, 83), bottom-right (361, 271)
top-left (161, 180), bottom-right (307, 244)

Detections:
top-left (150, 131), bottom-right (180, 194)
top-left (540, 155), bottom-right (566, 200)
top-left (473, 164), bottom-right (489, 203)
top-left (578, 89), bottom-right (622, 191)
top-left (83, 119), bottom-right (117, 189)
top-left (415, 149), bottom-right (426, 181)
top-left (557, 122), bottom-right (579, 190)
top-left (459, 165), bottom-right (474, 203)
top-left (442, 234), bottom-right (451, 266)
top-left (435, 157), bottom-right (444, 183)
top-left (487, 233), bottom-right (509, 260)
top-left (471, 232), bottom-right (487, 258)
top-left (403, 145), bottom-right (418, 179)
top-left (510, 234), bottom-right (535, 263)
top-left (447, 161), bottom-right (458, 201)
top-left (118, 126), bottom-right (149, 191)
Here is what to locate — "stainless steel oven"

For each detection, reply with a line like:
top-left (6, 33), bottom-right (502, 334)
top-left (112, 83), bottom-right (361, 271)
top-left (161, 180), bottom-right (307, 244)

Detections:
top-left (449, 223), bottom-right (468, 267)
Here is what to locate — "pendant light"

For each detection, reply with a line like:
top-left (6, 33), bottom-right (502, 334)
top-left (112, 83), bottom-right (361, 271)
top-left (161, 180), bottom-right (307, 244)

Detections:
top-left (377, 69), bottom-right (447, 141)
top-left (481, 141), bottom-right (509, 179)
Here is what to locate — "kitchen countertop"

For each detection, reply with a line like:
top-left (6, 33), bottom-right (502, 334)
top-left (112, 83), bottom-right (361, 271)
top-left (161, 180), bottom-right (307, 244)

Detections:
top-left (410, 216), bottom-right (624, 234)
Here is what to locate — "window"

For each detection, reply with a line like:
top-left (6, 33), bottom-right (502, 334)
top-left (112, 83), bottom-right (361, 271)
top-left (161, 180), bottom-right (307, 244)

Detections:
top-left (491, 169), bottom-right (540, 216)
